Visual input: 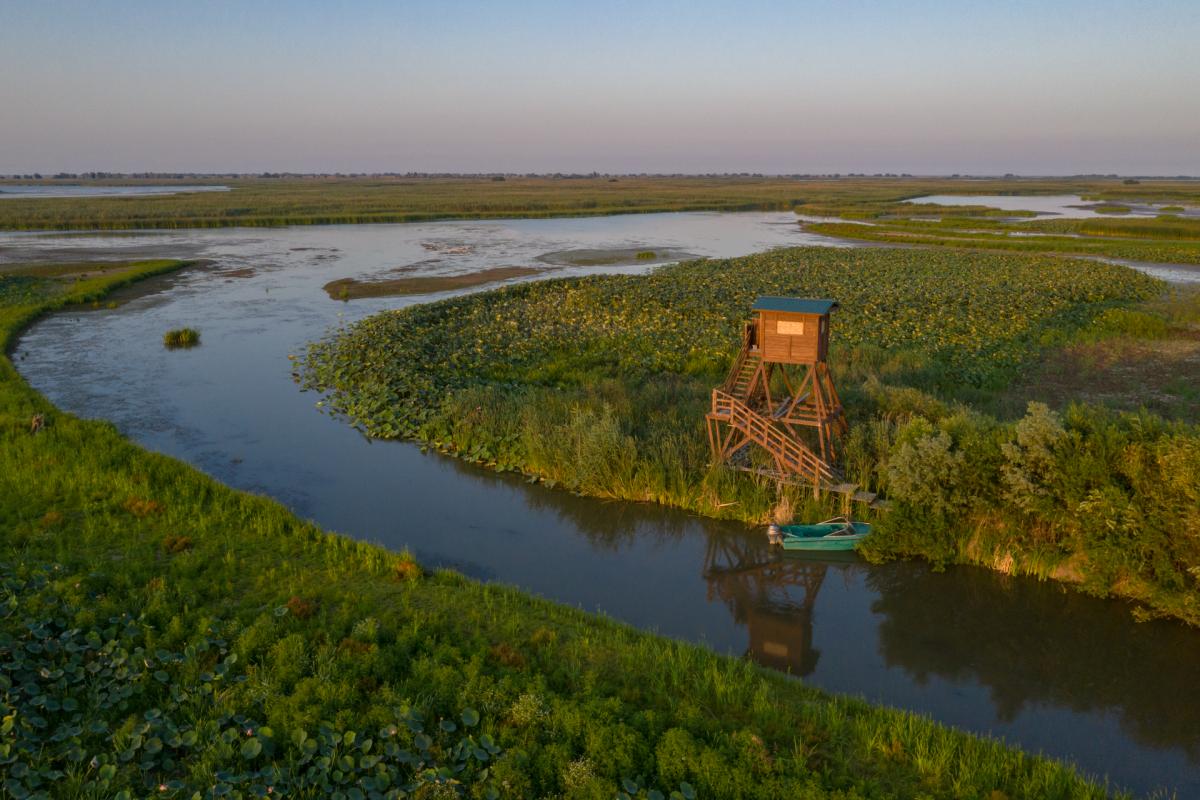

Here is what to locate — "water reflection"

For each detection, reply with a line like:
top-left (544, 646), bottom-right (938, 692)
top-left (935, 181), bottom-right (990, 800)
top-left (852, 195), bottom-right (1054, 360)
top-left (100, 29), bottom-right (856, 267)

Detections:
top-left (868, 565), bottom-right (1200, 760)
top-left (704, 537), bottom-right (829, 676)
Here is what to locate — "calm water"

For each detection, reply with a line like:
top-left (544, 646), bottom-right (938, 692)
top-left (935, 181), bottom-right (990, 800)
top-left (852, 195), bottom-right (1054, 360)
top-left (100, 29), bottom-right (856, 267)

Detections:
top-left (9, 213), bottom-right (1199, 797)
top-left (907, 193), bottom-right (1200, 220)
top-left (0, 184), bottom-right (229, 199)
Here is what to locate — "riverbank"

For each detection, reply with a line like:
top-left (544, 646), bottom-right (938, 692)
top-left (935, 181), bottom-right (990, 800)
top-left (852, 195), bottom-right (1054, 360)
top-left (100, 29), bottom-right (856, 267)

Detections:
top-left (302, 247), bottom-right (1200, 627)
top-left (1, 263), bottom-right (1124, 798)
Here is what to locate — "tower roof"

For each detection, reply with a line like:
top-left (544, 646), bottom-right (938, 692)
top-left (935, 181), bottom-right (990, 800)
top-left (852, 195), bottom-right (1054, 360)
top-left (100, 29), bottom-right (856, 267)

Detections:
top-left (752, 296), bottom-right (839, 315)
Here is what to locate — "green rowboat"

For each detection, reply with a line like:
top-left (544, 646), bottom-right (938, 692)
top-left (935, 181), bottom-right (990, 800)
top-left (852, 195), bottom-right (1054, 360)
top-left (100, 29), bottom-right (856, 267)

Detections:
top-left (769, 518), bottom-right (871, 551)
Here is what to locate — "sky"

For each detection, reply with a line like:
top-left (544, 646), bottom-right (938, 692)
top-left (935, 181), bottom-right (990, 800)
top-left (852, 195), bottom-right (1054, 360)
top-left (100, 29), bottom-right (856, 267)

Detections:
top-left (1, 0), bottom-right (1198, 175)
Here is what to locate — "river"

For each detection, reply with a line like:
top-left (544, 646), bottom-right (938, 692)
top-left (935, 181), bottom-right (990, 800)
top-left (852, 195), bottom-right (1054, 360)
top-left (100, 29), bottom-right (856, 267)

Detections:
top-left (6, 212), bottom-right (1198, 797)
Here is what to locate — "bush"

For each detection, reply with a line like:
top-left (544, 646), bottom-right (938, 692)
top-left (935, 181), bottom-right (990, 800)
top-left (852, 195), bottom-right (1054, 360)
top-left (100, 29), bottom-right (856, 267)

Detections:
top-left (1001, 403), bottom-right (1068, 517)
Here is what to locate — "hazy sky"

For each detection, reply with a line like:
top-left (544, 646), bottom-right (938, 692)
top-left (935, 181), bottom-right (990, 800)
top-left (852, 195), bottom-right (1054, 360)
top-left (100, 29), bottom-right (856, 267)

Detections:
top-left (2, 0), bottom-right (1198, 175)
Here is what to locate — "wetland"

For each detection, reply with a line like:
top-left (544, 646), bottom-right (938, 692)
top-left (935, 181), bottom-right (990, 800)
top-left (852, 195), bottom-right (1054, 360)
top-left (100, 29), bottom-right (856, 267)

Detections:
top-left (8, 207), bottom-right (1200, 796)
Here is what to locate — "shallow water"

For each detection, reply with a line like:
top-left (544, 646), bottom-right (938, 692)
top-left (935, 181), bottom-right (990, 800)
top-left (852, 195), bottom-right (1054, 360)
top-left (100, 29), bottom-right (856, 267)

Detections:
top-left (0, 184), bottom-right (229, 199)
top-left (10, 212), bottom-right (1200, 797)
top-left (907, 193), bottom-right (1200, 220)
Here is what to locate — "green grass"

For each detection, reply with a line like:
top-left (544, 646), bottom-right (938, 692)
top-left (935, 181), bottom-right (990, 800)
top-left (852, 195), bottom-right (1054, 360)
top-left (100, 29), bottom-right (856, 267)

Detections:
top-left (803, 220), bottom-right (1200, 264)
top-left (0, 264), bottom-right (1126, 798)
top-left (302, 247), bottom-right (1200, 626)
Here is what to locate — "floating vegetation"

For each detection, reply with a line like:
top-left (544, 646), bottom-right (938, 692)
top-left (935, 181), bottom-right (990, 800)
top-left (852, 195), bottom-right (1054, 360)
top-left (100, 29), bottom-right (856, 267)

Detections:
top-left (162, 327), bottom-right (200, 348)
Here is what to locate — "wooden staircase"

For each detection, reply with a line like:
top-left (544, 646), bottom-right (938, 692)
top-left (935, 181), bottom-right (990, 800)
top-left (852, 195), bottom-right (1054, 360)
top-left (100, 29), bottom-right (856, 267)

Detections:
top-left (727, 352), bottom-right (762, 401)
top-left (708, 390), bottom-right (833, 484)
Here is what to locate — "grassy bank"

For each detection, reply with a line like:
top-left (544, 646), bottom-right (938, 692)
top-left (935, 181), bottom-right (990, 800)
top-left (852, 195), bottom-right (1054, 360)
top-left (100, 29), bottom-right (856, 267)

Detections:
top-left (2, 175), bottom-right (1198, 231)
top-left (802, 220), bottom-right (1200, 265)
top-left (0, 267), bottom-right (1124, 798)
top-left (301, 247), bottom-right (1200, 626)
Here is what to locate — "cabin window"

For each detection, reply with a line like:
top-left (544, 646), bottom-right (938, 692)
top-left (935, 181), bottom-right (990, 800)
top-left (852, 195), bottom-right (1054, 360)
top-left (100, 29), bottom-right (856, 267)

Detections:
top-left (777, 320), bottom-right (805, 336)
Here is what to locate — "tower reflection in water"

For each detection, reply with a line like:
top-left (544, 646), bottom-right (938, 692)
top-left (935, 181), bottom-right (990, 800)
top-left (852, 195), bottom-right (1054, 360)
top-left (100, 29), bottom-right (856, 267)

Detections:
top-left (704, 533), bottom-right (840, 676)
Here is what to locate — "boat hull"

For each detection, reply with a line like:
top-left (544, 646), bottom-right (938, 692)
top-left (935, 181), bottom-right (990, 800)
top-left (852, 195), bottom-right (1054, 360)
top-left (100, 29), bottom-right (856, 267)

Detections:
top-left (778, 521), bottom-right (871, 551)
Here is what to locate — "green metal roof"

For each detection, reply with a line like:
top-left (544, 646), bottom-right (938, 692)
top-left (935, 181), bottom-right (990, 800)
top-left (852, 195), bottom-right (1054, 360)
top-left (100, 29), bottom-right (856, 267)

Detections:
top-left (752, 296), bottom-right (839, 315)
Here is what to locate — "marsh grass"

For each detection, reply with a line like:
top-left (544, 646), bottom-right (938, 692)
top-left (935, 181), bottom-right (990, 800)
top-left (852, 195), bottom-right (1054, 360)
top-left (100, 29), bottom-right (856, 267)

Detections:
top-left (3, 175), bottom-right (1199, 232)
top-left (0, 261), bottom-right (1124, 797)
top-left (163, 327), bottom-right (200, 348)
top-left (805, 220), bottom-right (1200, 264)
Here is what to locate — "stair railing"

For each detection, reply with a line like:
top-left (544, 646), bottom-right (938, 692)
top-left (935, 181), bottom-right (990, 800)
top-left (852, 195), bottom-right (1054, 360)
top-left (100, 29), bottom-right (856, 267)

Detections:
top-left (711, 389), bottom-right (833, 482)
top-left (720, 321), bottom-right (757, 396)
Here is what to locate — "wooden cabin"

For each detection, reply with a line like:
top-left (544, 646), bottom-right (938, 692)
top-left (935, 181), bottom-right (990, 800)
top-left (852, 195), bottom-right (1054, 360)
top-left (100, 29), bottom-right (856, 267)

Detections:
top-left (751, 296), bottom-right (838, 365)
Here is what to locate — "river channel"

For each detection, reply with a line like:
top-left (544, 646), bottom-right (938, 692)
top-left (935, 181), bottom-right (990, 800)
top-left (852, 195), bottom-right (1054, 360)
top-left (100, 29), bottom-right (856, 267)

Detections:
top-left (6, 212), bottom-right (1198, 797)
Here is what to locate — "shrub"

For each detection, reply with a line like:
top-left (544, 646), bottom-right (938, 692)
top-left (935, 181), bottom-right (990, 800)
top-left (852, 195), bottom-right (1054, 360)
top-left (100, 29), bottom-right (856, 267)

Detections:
top-left (886, 419), bottom-right (968, 519)
top-left (1001, 403), bottom-right (1068, 517)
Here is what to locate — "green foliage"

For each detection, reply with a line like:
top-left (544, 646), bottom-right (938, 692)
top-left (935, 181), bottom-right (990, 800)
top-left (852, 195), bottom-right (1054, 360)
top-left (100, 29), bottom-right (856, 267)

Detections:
top-left (805, 216), bottom-right (1200, 264)
top-left (1001, 403), bottom-right (1069, 516)
top-left (1086, 308), bottom-right (1169, 340)
top-left (301, 246), bottom-right (1160, 524)
top-left (301, 244), bottom-right (1200, 623)
top-left (1, 263), bottom-right (1122, 799)
top-left (0, 565), bottom-right (500, 799)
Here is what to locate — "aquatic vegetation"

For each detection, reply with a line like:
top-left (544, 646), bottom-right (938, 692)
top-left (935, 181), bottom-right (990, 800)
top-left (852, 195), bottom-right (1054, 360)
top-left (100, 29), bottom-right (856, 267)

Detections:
top-left (1, 262), bottom-right (1123, 799)
top-left (302, 246), bottom-right (1200, 625)
top-left (303, 246), bottom-right (1160, 430)
top-left (162, 327), bottom-right (200, 348)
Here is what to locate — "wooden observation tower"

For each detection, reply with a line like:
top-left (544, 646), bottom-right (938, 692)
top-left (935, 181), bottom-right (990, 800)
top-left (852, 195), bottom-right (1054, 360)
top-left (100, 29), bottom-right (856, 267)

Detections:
top-left (706, 297), bottom-right (847, 487)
